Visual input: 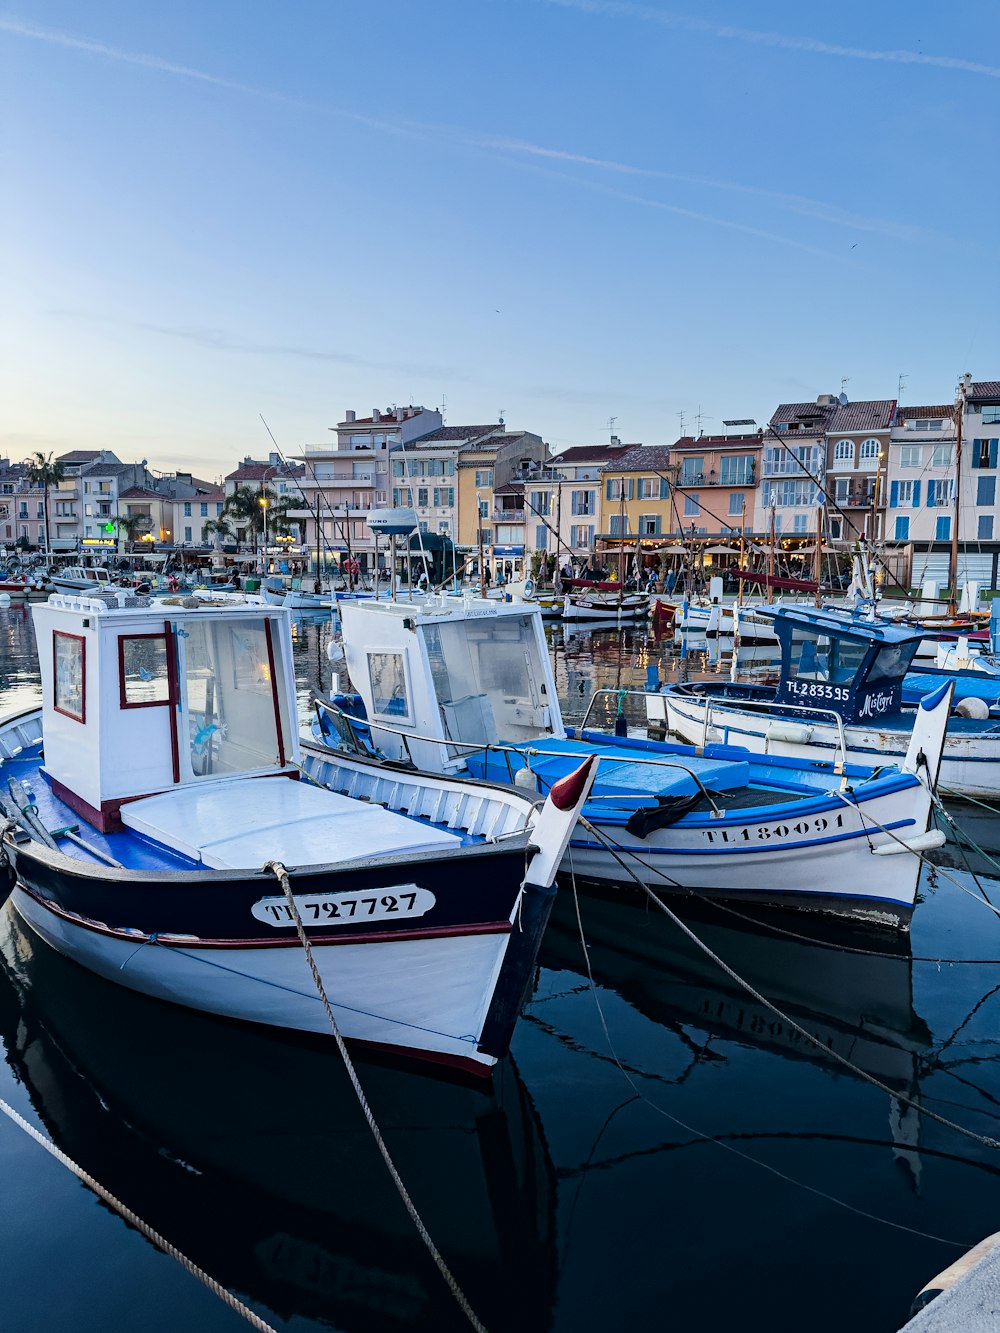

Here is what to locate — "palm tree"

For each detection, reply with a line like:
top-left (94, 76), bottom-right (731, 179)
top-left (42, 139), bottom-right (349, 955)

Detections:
top-left (222, 485), bottom-right (267, 552)
top-left (202, 516), bottom-right (234, 571)
top-left (22, 451), bottom-right (65, 564)
top-left (113, 513), bottom-right (151, 553)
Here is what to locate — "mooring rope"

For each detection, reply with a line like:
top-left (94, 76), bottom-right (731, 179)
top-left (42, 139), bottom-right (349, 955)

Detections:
top-left (261, 860), bottom-right (489, 1333)
top-left (575, 818), bottom-right (1000, 1152)
top-left (0, 1095), bottom-right (277, 1331)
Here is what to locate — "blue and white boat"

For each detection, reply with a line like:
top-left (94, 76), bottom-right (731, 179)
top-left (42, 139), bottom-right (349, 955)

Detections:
top-left (661, 603), bottom-right (1000, 798)
top-left (0, 590), bottom-right (595, 1076)
top-left (312, 595), bottom-right (952, 929)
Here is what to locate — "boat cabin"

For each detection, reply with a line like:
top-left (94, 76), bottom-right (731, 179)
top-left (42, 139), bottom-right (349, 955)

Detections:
top-left (32, 594), bottom-right (298, 831)
top-left (338, 595), bottom-right (564, 772)
top-left (766, 606), bottom-right (924, 725)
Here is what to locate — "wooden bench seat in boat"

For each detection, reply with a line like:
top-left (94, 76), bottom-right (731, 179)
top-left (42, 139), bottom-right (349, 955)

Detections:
top-left (120, 776), bottom-right (461, 870)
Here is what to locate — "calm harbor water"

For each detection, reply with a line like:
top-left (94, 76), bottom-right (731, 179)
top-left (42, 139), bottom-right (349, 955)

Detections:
top-left (2, 604), bottom-right (1000, 1332)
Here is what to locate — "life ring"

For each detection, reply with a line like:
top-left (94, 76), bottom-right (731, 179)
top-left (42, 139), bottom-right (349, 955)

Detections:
top-left (523, 578), bottom-right (534, 599)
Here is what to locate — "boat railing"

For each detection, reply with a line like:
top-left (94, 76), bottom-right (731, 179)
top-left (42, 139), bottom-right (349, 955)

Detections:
top-left (701, 694), bottom-right (849, 773)
top-left (582, 685), bottom-right (850, 774)
top-left (315, 696), bottom-right (726, 815)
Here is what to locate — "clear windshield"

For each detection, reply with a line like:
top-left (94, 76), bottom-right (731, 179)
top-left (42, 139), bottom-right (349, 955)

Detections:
top-left (181, 618), bottom-right (281, 777)
top-left (420, 614), bottom-right (554, 745)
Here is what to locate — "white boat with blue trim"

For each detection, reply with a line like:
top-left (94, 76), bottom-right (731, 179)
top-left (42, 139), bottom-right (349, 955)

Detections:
top-left (312, 594), bottom-right (952, 928)
top-left (660, 604), bottom-right (1000, 799)
top-left (0, 590), bottom-right (596, 1076)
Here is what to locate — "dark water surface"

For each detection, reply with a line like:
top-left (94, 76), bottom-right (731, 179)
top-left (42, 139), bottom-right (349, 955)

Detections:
top-left (2, 605), bottom-right (1000, 1332)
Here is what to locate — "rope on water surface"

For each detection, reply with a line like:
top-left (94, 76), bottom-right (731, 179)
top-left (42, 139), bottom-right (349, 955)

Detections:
top-left (0, 1096), bottom-right (277, 1332)
top-left (261, 860), bottom-right (490, 1333)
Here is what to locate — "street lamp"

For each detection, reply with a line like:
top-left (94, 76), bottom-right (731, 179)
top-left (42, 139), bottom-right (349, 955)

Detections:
top-left (258, 495), bottom-right (269, 569)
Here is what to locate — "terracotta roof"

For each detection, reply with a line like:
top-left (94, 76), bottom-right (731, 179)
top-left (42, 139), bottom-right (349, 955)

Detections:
top-left (225, 462), bottom-right (305, 482)
top-left (602, 444), bottom-right (675, 473)
top-left (119, 486), bottom-right (163, 500)
top-left (770, 402), bottom-right (835, 427)
top-left (410, 424), bottom-right (501, 443)
top-left (671, 433), bottom-right (761, 450)
top-left (494, 481), bottom-right (526, 497)
top-left (550, 445), bottom-right (632, 463)
top-left (896, 404), bottom-right (953, 421)
top-left (826, 400), bottom-right (896, 434)
top-left (56, 450), bottom-right (103, 464)
top-left (969, 382), bottom-right (1000, 400)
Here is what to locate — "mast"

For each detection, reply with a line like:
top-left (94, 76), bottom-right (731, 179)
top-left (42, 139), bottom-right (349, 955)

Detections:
top-left (477, 491), bottom-right (485, 591)
top-left (767, 503), bottom-right (776, 604)
top-left (949, 373), bottom-right (972, 615)
top-left (813, 501), bottom-right (824, 609)
top-left (315, 493), bottom-right (322, 590)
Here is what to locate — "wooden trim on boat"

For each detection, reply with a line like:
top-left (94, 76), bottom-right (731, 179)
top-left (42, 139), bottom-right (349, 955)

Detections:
top-left (263, 617), bottom-right (286, 768)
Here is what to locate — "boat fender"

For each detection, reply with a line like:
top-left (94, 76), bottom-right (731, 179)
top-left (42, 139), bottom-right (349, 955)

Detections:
top-left (523, 578), bottom-right (534, 599)
top-left (955, 696), bottom-right (990, 720)
top-left (766, 722), bottom-right (813, 744)
top-left (871, 829), bottom-right (947, 856)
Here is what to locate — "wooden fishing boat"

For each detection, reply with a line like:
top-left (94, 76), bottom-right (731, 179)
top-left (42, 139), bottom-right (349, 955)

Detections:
top-left (311, 595), bottom-right (952, 928)
top-left (0, 591), bottom-right (595, 1075)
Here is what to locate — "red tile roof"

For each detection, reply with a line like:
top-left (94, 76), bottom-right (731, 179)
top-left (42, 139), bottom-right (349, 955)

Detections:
top-left (827, 400), bottom-right (896, 433)
top-left (119, 486), bottom-right (163, 500)
top-left (603, 445), bottom-right (674, 472)
top-left (896, 404), bottom-right (953, 421)
top-left (550, 444), bottom-right (632, 463)
top-left (225, 462), bottom-right (305, 482)
top-left (413, 425), bottom-right (501, 443)
top-left (970, 382), bottom-right (1000, 400)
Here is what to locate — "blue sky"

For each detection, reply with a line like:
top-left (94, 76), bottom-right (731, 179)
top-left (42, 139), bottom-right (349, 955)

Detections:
top-left (2, 1), bottom-right (998, 479)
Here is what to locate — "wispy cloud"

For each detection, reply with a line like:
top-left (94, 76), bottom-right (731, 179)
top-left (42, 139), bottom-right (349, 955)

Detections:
top-left (0, 12), bottom-right (922, 256)
top-left (543, 0), bottom-right (1000, 79)
top-left (472, 135), bottom-right (928, 242)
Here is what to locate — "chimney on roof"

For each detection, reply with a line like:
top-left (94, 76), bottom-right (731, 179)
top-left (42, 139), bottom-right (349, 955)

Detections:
top-left (396, 406), bottom-right (404, 423)
top-left (345, 410), bottom-right (356, 423)
top-left (816, 394), bottom-right (835, 406)
top-left (373, 409), bottom-right (381, 422)
top-left (611, 435), bottom-right (620, 446)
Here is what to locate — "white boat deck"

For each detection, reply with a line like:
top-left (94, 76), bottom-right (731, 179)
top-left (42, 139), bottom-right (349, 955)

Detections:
top-left (121, 776), bottom-right (461, 870)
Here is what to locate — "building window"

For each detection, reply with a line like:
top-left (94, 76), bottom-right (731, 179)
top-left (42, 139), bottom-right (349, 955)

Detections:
top-left (890, 480), bottom-right (921, 508)
top-left (719, 455), bottom-right (755, 485)
top-left (683, 494), bottom-right (700, 517)
top-left (792, 514), bottom-right (808, 533)
top-left (899, 446), bottom-right (922, 468)
top-left (605, 478), bottom-right (634, 501)
top-left (728, 492), bottom-right (745, 517)
top-left (859, 439), bottom-right (881, 465)
top-left (914, 419), bottom-right (944, 431)
top-left (935, 516), bottom-right (951, 541)
top-left (931, 445), bottom-right (953, 467)
top-left (639, 514), bottom-right (660, 536)
top-left (432, 488), bottom-right (453, 507)
top-left (973, 439), bottom-right (999, 468)
top-left (571, 490), bottom-right (595, 515)
top-left (828, 518), bottom-right (843, 540)
top-left (680, 457), bottom-right (704, 484)
top-left (535, 525), bottom-right (548, 551)
top-left (979, 515), bottom-right (995, 540)
top-left (927, 479), bottom-right (954, 507)
top-left (608, 515), bottom-right (627, 537)
top-left (977, 476), bottom-right (996, 507)
top-left (407, 460), bottom-right (427, 478)
top-left (637, 476), bottom-right (658, 499)
top-left (894, 516), bottom-right (910, 541)
top-left (475, 469), bottom-right (494, 487)
top-left (571, 524), bottom-right (595, 548)
top-left (392, 488), bottom-right (413, 507)
top-left (478, 499), bottom-right (489, 518)
top-left (417, 488), bottom-right (429, 507)
top-left (391, 460), bottom-right (404, 477)
top-left (183, 502), bottom-right (191, 516)
top-left (184, 526), bottom-right (192, 542)
top-left (982, 407), bottom-right (1000, 425)
top-left (530, 490), bottom-right (550, 517)
top-left (200, 502), bottom-right (208, 517)
top-left (834, 477), bottom-right (850, 505)
top-left (216, 502), bottom-right (224, 515)
top-left (833, 440), bottom-right (854, 466)
top-left (477, 527), bottom-right (492, 547)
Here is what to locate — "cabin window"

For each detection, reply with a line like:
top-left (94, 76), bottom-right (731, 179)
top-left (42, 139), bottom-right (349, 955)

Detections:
top-left (119, 634), bottom-right (170, 708)
top-left (368, 652), bottom-right (411, 722)
top-left (787, 629), bottom-right (867, 685)
top-left (181, 618), bottom-right (283, 777)
top-left (866, 641), bottom-right (919, 683)
top-left (53, 631), bottom-right (86, 723)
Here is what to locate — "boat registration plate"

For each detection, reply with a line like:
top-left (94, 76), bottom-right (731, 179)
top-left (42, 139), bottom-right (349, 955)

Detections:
top-left (252, 884), bottom-right (436, 928)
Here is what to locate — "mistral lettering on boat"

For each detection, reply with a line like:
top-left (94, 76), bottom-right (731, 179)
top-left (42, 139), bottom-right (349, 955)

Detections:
top-left (858, 687), bottom-right (899, 720)
top-left (252, 885), bottom-right (436, 928)
top-left (784, 681), bottom-right (850, 703)
top-left (701, 811), bottom-right (846, 844)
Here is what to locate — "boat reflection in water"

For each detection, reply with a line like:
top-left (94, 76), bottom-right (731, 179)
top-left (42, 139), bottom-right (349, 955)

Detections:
top-left (539, 889), bottom-right (933, 1163)
top-left (0, 907), bottom-right (556, 1333)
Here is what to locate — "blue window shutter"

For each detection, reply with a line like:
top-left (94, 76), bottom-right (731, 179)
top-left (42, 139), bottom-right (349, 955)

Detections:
top-left (889, 481), bottom-right (899, 508)
top-left (936, 516), bottom-right (951, 541)
top-left (653, 515), bottom-right (661, 535)
top-left (571, 492), bottom-right (578, 516)
top-left (927, 480), bottom-right (936, 506)
top-left (991, 440), bottom-right (999, 468)
top-left (973, 439), bottom-right (983, 468)
top-left (605, 480), bottom-right (613, 500)
top-left (894, 516), bottom-right (909, 541)
top-left (660, 477), bottom-right (670, 499)
top-left (912, 480), bottom-right (921, 507)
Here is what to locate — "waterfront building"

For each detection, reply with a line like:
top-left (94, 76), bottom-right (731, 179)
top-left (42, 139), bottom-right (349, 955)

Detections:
top-left (669, 431), bottom-right (762, 538)
top-left (821, 399), bottom-right (895, 544)
top-left (522, 443), bottom-right (632, 569)
top-left (455, 428), bottom-right (546, 578)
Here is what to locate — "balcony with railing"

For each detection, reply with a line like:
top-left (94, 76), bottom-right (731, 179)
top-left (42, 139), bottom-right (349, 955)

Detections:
top-left (492, 507), bottom-right (526, 522)
top-left (761, 451), bottom-right (822, 479)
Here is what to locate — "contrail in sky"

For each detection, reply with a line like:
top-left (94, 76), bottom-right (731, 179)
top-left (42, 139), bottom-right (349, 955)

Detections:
top-left (543, 0), bottom-right (1000, 79)
top-left (0, 11), bottom-right (934, 253)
